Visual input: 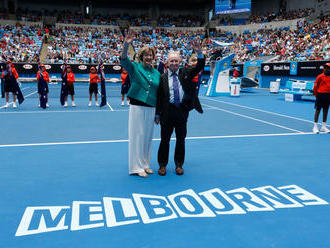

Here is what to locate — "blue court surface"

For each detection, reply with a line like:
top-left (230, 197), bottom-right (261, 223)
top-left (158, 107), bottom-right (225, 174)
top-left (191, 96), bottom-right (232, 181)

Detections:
top-left (1, 85), bottom-right (330, 248)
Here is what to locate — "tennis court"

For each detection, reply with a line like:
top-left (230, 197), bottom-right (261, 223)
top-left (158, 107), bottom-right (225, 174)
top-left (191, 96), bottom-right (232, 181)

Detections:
top-left (1, 85), bottom-right (330, 248)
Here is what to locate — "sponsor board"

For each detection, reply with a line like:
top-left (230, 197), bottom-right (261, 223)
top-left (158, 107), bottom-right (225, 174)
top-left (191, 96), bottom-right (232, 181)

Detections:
top-left (261, 63), bottom-right (291, 76)
top-left (12, 63), bottom-right (122, 75)
top-left (261, 61), bottom-right (330, 77)
top-left (78, 65), bottom-right (88, 70)
top-left (22, 64), bottom-right (33, 70)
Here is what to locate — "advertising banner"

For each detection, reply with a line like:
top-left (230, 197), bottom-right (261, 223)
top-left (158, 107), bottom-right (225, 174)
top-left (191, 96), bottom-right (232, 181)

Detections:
top-left (11, 63), bottom-right (122, 75)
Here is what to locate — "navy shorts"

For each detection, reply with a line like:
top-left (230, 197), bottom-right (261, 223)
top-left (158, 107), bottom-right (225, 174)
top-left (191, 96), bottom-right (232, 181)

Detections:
top-left (121, 84), bottom-right (130, 95)
top-left (315, 93), bottom-right (330, 110)
top-left (4, 80), bottom-right (14, 93)
top-left (67, 84), bottom-right (75, 95)
top-left (89, 83), bottom-right (98, 94)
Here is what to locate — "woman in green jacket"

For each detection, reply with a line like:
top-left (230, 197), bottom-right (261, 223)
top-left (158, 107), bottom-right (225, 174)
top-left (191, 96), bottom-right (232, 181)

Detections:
top-left (121, 30), bottom-right (160, 178)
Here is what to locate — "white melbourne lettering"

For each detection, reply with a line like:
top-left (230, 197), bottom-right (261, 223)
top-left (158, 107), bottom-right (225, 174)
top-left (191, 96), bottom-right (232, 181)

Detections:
top-left (15, 184), bottom-right (329, 237)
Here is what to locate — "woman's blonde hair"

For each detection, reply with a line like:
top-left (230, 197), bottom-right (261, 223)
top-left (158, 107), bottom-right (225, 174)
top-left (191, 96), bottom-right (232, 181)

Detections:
top-left (137, 46), bottom-right (156, 62)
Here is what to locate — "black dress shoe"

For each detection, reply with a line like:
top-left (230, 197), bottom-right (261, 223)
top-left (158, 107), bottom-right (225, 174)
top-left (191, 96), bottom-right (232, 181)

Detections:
top-left (194, 98), bottom-right (203, 114)
top-left (175, 167), bottom-right (184, 175)
top-left (195, 104), bottom-right (203, 114)
top-left (158, 167), bottom-right (166, 176)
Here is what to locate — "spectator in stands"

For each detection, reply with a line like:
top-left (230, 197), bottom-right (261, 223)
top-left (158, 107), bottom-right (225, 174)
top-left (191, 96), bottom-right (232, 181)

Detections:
top-left (210, 14), bottom-right (330, 63)
top-left (121, 29), bottom-right (160, 178)
top-left (0, 24), bottom-right (42, 63)
top-left (89, 67), bottom-right (100, 106)
top-left (64, 65), bottom-right (76, 107)
top-left (313, 63), bottom-right (330, 133)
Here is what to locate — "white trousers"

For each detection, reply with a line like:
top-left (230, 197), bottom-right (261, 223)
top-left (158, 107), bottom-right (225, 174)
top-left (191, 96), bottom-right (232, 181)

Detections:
top-left (128, 105), bottom-right (155, 174)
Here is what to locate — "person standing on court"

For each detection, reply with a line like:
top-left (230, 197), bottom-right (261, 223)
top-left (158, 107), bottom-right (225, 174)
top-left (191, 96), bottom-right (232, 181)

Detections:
top-left (89, 67), bottom-right (100, 107)
top-left (121, 29), bottom-right (160, 178)
top-left (64, 65), bottom-right (76, 107)
top-left (155, 40), bottom-right (205, 176)
top-left (1, 60), bottom-right (19, 108)
top-left (37, 64), bottom-right (50, 108)
top-left (121, 68), bottom-right (130, 106)
top-left (313, 63), bottom-right (330, 133)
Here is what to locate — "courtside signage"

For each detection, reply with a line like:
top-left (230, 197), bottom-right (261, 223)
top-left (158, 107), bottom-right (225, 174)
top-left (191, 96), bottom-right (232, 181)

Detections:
top-left (15, 184), bottom-right (328, 237)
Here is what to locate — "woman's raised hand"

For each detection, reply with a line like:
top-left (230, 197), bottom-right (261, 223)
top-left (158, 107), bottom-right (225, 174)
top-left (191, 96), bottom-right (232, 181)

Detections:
top-left (124, 29), bottom-right (137, 44)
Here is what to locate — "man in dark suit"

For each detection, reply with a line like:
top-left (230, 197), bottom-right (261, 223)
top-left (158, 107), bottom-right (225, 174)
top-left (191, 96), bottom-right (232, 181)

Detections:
top-left (155, 40), bottom-right (205, 176)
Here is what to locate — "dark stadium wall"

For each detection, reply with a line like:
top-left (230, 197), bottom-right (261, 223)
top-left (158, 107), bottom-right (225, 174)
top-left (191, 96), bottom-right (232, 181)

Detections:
top-left (14, 0), bottom-right (210, 15)
top-left (251, 0), bottom-right (318, 14)
top-left (17, 1), bottom-right (80, 12)
top-left (252, 0), bottom-right (282, 14)
top-left (93, 7), bottom-right (148, 16)
top-left (286, 0), bottom-right (316, 11)
top-left (315, 0), bottom-right (330, 16)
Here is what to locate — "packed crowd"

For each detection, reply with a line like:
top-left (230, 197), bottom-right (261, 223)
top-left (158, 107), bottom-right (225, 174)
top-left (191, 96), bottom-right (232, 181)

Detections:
top-left (130, 28), bottom-right (206, 64)
top-left (1, 12), bottom-right (329, 65)
top-left (249, 8), bottom-right (314, 24)
top-left (216, 8), bottom-right (315, 26)
top-left (0, 24), bottom-right (43, 62)
top-left (44, 27), bottom-right (207, 65)
top-left (157, 15), bottom-right (204, 27)
top-left (89, 14), bottom-right (118, 26)
top-left (45, 26), bottom-right (123, 64)
top-left (14, 8), bottom-right (43, 22)
top-left (213, 15), bottom-right (330, 63)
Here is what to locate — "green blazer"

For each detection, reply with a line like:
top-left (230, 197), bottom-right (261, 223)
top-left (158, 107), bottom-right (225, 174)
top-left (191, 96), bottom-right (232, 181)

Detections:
top-left (121, 57), bottom-right (160, 107)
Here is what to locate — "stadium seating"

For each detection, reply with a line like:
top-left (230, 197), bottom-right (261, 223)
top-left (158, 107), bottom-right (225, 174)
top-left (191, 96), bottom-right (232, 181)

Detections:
top-left (0, 7), bottom-right (329, 65)
top-left (0, 24), bottom-right (43, 62)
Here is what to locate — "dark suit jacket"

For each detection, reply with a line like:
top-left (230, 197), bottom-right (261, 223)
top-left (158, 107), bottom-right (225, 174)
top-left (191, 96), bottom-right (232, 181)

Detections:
top-left (156, 57), bottom-right (205, 120)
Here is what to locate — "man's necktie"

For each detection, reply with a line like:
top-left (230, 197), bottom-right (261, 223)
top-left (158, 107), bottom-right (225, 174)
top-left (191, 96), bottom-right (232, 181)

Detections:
top-left (172, 72), bottom-right (180, 107)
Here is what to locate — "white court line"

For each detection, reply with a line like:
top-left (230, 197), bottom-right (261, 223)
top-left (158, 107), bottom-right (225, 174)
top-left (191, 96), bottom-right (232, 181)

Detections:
top-left (0, 90), bottom-right (38, 109)
top-left (106, 101), bottom-right (114, 111)
top-left (0, 132), bottom-right (315, 148)
top-left (203, 103), bottom-right (303, 133)
top-left (200, 97), bottom-right (318, 125)
top-left (23, 90), bottom-right (38, 98)
top-left (98, 90), bottom-right (114, 111)
top-left (0, 109), bottom-right (128, 114)
top-left (21, 86), bottom-right (32, 91)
